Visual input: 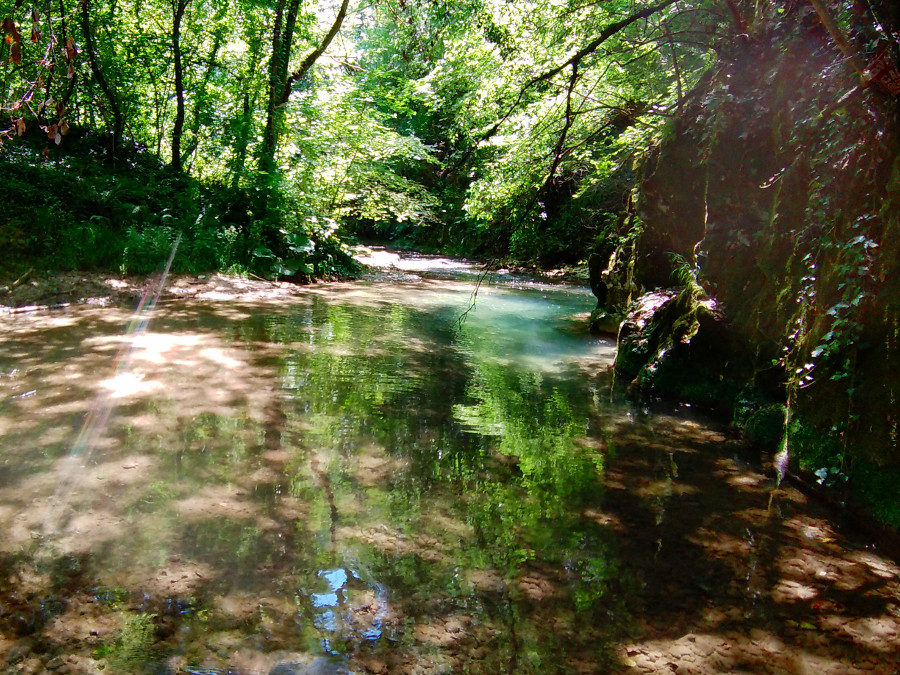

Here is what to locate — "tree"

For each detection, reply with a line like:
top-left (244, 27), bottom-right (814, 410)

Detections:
top-left (258, 0), bottom-right (350, 178)
top-left (170, 0), bottom-right (190, 171)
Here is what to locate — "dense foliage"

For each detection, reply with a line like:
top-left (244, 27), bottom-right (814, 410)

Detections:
top-left (0, 0), bottom-right (724, 273)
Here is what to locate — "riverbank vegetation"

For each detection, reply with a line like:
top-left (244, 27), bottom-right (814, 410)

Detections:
top-left (1, 0), bottom-right (898, 526)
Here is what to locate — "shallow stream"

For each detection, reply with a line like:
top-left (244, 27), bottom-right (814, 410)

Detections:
top-left (1, 252), bottom-right (898, 673)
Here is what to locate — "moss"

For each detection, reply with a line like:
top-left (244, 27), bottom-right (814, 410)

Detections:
top-left (781, 415), bottom-right (900, 530)
top-left (639, 357), bottom-right (741, 412)
top-left (589, 308), bottom-right (624, 336)
top-left (851, 462), bottom-right (900, 530)
top-left (614, 333), bottom-right (653, 381)
top-left (789, 418), bottom-right (845, 476)
top-left (734, 396), bottom-right (787, 449)
top-left (96, 611), bottom-right (160, 671)
top-left (615, 284), bottom-right (750, 412)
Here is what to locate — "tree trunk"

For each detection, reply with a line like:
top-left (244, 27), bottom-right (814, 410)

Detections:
top-left (180, 31), bottom-right (223, 169)
top-left (228, 33), bottom-right (265, 188)
top-left (259, 0), bottom-right (350, 178)
top-left (171, 0), bottom-right (189, 171)
top-left (230, 92), bottom-right (253, 189)
top-left (259, 0), bottom-right (297, 178)
top-left (80, 0), bottom-right (124, 161)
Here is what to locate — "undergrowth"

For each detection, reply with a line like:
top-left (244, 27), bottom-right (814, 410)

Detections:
top-left (0, 131), bottom-right (359, 280)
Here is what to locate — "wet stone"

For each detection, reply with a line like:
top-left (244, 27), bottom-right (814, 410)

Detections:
top-left (44, 656), bottom-right (64, 670)
top-left (5, 641), bottom-right (31, 664)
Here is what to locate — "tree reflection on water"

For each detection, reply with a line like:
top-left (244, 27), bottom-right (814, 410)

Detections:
top-left (0, 279), bottom-right (897, 673)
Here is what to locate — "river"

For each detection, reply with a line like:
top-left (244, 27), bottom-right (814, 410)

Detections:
top-left (0, 251), bottom-right (897, 673)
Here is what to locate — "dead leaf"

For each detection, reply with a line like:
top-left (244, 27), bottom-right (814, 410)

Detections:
top-left (10, 42), bottom-right (21, 63)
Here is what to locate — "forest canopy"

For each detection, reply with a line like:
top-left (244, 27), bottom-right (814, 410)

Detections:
top-left (0, 0), bottom-right (725, 273)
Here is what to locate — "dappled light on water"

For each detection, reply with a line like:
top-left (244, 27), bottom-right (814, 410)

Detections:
top-left (0, 268), bottom-right (898, 673)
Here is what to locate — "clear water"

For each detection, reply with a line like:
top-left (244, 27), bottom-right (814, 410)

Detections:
top-left (0, 268), bottom-right (897, 674)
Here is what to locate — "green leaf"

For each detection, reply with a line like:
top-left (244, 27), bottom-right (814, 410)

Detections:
top-left (252, 246), bottom-right (276, 259)
top-left (285, 233), bottom-right (314, 254)
top-left (273, 258), bottom-right (312, 276)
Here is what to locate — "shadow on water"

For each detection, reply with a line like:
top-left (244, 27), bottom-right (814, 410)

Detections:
top-left (0, 272), bottom-right (898, 673)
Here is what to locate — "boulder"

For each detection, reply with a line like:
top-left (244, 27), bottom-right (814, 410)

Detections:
top-left (614, 289), bottom-right (749, 412)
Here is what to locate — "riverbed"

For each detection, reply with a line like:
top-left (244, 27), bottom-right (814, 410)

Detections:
top-left (0, 252), bottom-right (897, 673)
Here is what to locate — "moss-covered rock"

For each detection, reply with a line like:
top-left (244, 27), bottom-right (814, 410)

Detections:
top-left (589, 308), bottom-right (624, 337)
top-left (613, 289), bottom-right (751, 412)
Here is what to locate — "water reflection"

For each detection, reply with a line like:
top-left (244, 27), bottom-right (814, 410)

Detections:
top-left (0, 276), bottom-right (898, 673)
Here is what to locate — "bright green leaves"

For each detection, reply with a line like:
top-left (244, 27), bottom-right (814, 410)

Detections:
top-left (346, 0), bottom-right (722, 261)
top-left (2, 0), bottom-right (723, 270)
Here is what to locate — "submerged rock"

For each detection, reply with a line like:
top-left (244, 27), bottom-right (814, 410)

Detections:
top-left (268, 656), bottom-right (349, 675)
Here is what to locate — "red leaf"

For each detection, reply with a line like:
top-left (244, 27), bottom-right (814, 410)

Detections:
top-left (30, 28), bottom-right (38, 43)
top-left (10, 42), bottom-right (21, 63)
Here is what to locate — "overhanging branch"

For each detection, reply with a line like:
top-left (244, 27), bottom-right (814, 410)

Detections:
top-left (441, 0), bottom-right (678, 176)
top-left (279, 0), bottom-right (351, 104)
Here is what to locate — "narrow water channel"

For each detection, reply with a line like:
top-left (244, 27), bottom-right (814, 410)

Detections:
top-left (0, 254), bottom-right (897, 674)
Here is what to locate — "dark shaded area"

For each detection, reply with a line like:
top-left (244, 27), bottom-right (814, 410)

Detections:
top-left (588, 1), bottom-right (900, 528)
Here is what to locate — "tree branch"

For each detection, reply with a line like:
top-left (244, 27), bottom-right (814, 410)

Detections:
top-left (279, 0), bottom-right (351, 104)
top-left (441, 0), bottom-right (678, 177)
top-left (524, 0), bottom-right (678, 89)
